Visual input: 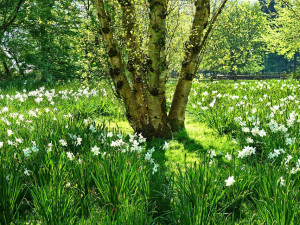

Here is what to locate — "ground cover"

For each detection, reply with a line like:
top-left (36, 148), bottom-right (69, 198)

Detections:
top-left (0, 79), bottom-right (299, 224)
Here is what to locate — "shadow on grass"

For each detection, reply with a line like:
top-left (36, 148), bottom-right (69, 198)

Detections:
top-left (145, 138), bottom-right (175, 224)
top-left (144, 131), bottom-right (208, 224)
top-left (172, 128), bottom-right (205, 153)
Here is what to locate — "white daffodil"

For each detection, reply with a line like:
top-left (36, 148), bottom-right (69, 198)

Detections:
top-left (91, 145), bottom-right (100, 156)
top-left (225, 176), bottom-right (235, 186)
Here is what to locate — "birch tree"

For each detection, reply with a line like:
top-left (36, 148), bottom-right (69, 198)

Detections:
top-left (94, 0), bottom-right (228, 139)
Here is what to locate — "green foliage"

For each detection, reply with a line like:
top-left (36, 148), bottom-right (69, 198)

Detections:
top-left (1, 0), bottom-right (300, 220)
top-left (1, 0), bottom-right (299, 80)
top-left (173, 158), bottom-right (226, 224)
top-left (264, 0), bottom-right (300, 60)
top-left (30, 154), bottom-right (80, 225)
top-left (254, 168), bottom-right (299, 224)
top-left (0, 0), bottom-right (107, 80)
top-left (0, 150), bottom-right (25, 225)
top-left (201, 0), bottom-right (267, 75)
top-left (92, 150), bottom-right (151, 214)
top-left (263, 53), bottom-right (291, 73)
top-left (0, 79), bottom-right (154, 223)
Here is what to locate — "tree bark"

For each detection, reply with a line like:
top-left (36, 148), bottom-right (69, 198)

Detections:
top-left (294, 52), bottom-right (298, 73)
top-left (118, 0), bottom-right (147, 119)
top-left (168, 0), bottom-right (210, 131)
top-left (168, 0), bottom-right (228, 132)
top-left (145, 0), bottom-right (172, 139)
top-left (95, 0), bottom-right (172, 139)
top-left (95, 0), bottom-right (143, 129)
top-left (0, 47), bottom-right (12, 78)
top-left (94, 0), bottom-right (227, 138)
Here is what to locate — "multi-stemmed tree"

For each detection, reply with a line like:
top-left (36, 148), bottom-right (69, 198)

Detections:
top-left (94, 0), bottom-right (227, 139)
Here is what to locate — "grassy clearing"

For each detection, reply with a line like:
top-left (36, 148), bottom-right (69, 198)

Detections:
top-left (105, 115), bottom-right (236, 169)
top-left (0, 79), bottom-right (299, 224)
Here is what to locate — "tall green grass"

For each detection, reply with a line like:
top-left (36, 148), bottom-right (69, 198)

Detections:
top-left (0, 79), bottom-right (299, 224)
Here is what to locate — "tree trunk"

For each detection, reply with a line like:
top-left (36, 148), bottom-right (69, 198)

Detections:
top-left (94, 0), bottom-right (227, 138)
top-left (136, 94), bottom-right (172, 139)
top-left (95, 0), bottom-right (172, 139)
top-left (2, 60), bottom-right (11, 78)
top-left (231, 67), bottom-right (237, 81)
top-left (168, 77), bottom-right (193, 131)
top-left (168, 0), bottom-right (210, 131)
top-left (0, 47), bottom-right (12, 78)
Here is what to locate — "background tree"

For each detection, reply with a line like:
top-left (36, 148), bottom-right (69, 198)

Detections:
top-left (264, 0), bottom-right (299, 74)
top-left (0, 0), bottom-right (25, 79)
top-left (200, 0), bottom-right (267, 79)
top-left (0, 0), bottom-right (107, 80)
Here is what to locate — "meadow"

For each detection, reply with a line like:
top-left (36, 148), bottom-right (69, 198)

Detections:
top-left (0, 79), bottom-right (300, 224)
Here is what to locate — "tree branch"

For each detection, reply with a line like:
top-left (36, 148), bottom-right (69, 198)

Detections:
top-left (180, 0), bottom-right (211, 78)
top-left (196, 0), bottom-right (228, 69)
top-left (0, 0), bottom-right (25, 32)
top-left (198, 0), bottom-right (228, 58)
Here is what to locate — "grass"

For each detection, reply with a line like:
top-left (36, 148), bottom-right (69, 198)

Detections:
top-left (1, 78), bottom-right (300, 224)
top-left (104, 115), bottom-right (237, 170)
